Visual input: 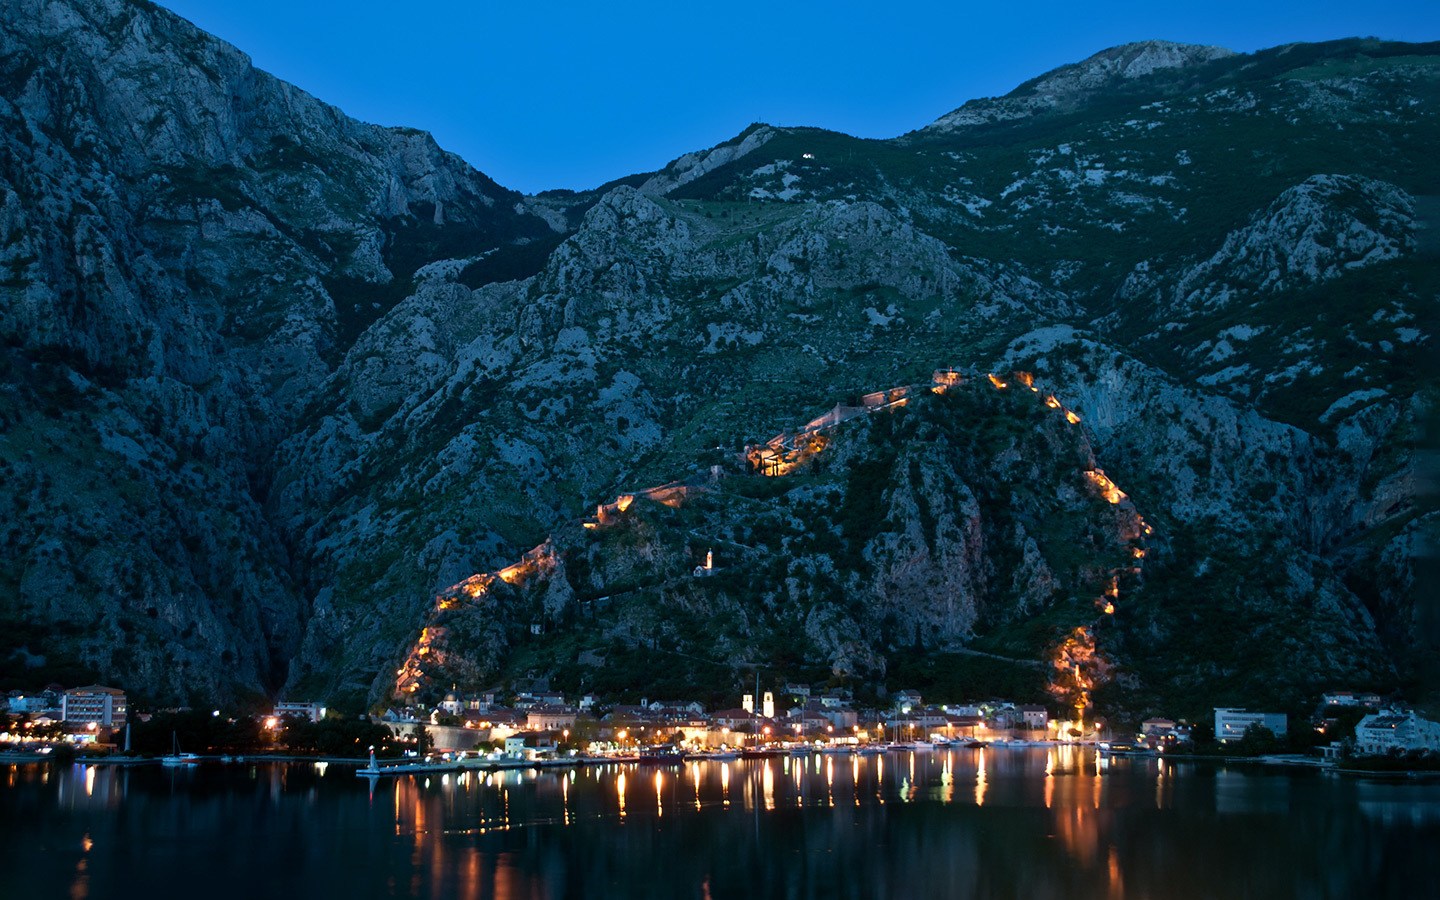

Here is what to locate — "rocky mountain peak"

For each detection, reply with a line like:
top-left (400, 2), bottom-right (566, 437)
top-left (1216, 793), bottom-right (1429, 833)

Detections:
top-left (1016, 40), bottom-right (1237, 99)
top-left (918, 38), bottom-right (1236, 135)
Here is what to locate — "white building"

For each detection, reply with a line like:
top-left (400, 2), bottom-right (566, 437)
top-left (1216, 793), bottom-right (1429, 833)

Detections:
top-left (61, 686), bottom-right (127, 728)
top-left (942, 704), bottom-right (983, 717)
top-left (7, 691), bottom-right (53, 714)
top-left (437, 690), bottom-right (465, 717)
top-left (894, 690), bottom-right (923, 712)
top-left (1322, 691), bottom-right (1382, 708)
top-left (1214, 708), bottom-right (1288, 742)
top-left (1019, 705), bottom-right (1048, 730)
top-left (274, 700), bottom-right (326, 722)
top-left (1354, 709), bottom-right (1440, 755)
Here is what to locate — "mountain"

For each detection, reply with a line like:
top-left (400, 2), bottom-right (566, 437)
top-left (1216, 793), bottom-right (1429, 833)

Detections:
top-left (918, 40), bottom-right (1238, 135)
top-left (1, 1), bottom-right (1435, 721)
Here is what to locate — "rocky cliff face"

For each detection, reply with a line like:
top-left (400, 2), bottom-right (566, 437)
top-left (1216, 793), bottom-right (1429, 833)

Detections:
top-left (0, 0), bottom-right (551, 701)
top-left (1, 4), bottom-right (1433, 717)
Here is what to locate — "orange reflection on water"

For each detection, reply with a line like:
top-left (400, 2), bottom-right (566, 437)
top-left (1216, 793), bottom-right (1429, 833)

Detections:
top-left (975, 749), bottom-right (987, 807)
top-left (1108, 845), bottom-right (1125, 899)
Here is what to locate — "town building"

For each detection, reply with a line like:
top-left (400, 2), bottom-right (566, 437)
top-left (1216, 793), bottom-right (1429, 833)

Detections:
top-left (438, 689), bottom-right (464, 717)
top-left (1321, 691), bottom-right (1383, 709)
top-left (60, 686), bottom-right (127, 728)
top-left (942, 704), bottom-right (983, 717)
top-left (527, 705), bottom-right (578, 732)
top-left (987, 705), bottom-right (1022, 730)
top-left (7, 690), bottom-right (55, 714)
top-left (713, 708), bottom-right (761, 730)
top-left (1139, 718), bottom-right (1192, 748)
top-left (273, 700), bottom-right (326, 722)
top-left (1214, 708), bottom-right (1288, 742)
top-left (821, 706), bottom-right (858, 730)
top-left (1019, 705), bottom-right (1048, 730)
top-left (1354, 709), bottom-right (1440, 755)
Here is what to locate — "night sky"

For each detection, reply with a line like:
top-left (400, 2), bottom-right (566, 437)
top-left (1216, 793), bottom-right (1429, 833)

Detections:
top-left (156, 0), bottom-right (1439, 194)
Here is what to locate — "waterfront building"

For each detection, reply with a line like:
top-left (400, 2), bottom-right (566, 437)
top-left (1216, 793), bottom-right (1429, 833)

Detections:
top-left (1354, 709), bottom-right (1440, 755)
top-left (60, 686), bottom-right (127, 728)
top-left (1214, 708), bottom-right (1288, 741)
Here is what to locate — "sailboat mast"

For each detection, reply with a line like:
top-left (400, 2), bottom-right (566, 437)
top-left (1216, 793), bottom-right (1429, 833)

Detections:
top-left (753, 671), bottom-right (759, 748)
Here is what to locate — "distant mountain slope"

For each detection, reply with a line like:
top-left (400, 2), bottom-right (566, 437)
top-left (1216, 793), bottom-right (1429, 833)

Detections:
top-left (0, 4), bottom-right (1433, 719)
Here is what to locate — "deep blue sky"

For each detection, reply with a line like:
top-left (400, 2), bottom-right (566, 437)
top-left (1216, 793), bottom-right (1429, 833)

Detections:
top-left (158, 0), bottom-right (1438, 194)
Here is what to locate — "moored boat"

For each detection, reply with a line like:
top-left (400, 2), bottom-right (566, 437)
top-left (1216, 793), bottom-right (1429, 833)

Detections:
top-left (160, 733), bottom-right (199, 767)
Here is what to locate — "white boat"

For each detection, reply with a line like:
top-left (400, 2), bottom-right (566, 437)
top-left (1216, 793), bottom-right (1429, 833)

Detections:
top-left (161, 732), bottom-right (199, 767)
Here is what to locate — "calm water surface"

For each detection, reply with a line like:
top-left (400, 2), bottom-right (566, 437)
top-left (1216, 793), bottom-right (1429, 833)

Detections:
top-left (2, 747), bottom-right (1436, 898)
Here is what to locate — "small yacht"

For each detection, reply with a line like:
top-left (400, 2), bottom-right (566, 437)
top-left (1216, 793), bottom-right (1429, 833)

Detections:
top-left (161, 732), bottom-right (200, 767)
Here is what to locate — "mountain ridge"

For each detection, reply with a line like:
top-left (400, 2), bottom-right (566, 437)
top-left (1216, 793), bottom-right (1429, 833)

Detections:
top-left (0, 0), bottom-right (1434, 721)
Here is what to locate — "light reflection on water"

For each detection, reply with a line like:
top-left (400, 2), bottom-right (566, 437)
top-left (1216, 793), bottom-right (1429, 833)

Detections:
top-left (4, 748), bottom-right (1440, 899)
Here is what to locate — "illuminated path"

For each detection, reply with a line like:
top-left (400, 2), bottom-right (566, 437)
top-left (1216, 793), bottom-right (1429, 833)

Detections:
top-left (393, 368), bottom-right (1151, 703)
